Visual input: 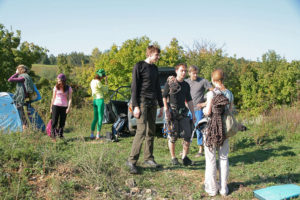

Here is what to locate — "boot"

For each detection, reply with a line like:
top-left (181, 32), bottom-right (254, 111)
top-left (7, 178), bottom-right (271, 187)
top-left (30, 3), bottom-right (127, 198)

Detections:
top-left (58, 128), bottom-right (64, 138)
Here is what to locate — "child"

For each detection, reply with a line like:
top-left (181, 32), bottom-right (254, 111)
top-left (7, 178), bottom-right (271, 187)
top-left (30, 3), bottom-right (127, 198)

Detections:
top-left (50, 73), bottom-right (72, 140)
top-left (90, 69), bottom-right (108, 139)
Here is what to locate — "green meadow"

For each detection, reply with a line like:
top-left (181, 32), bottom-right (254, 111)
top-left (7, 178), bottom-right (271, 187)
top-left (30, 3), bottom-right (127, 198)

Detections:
top-left (0, 103), bottom-right (299, 199)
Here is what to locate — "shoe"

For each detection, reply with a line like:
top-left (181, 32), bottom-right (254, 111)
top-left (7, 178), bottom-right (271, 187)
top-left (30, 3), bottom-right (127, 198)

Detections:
top-left (90, 133), bottom-right (95, 139)
top-left (126, 161), bottom-right (138, 174)
top-left (143, 160), bottom-right (160, 168)
top-left (182, 156), bottom-right (194, 166)
top-left (171, 158), bottom-right (180, 165)
top-left (96, 135), bottom-right (100, 140)
top-left (194, 152), bottom-right (203, 158)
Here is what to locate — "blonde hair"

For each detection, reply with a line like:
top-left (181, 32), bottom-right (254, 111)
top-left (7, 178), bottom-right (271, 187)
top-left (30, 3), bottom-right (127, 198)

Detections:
top-left (211, 69), bottom-right (224, 83)
top-left (17, 65), bottom-right (28, 74)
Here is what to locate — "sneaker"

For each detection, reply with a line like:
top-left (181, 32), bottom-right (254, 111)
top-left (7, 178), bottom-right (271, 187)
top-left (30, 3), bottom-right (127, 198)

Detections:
top-left (194, 152), bottom-right (203, 158)
top-left (96, 135), bottom-right (101, 140)
top-left (143, 160), bottom-right (160, 168)
top-left (182, 156), bottom-right (194, 166)
top-left (90, 133), bottom-right (95, 139)
top-left (171, 158), bottom-right (180, 165)
top-left (126, 161), bottom-right (138, 174)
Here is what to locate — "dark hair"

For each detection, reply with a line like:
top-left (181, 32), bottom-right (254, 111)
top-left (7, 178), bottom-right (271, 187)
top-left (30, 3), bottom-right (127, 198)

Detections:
top-left (56, 80), bottom-right (69, 92)
top-left (146, 45), bottom-right (160, 57)
top-left (94, 74), bottom-right (101, 80)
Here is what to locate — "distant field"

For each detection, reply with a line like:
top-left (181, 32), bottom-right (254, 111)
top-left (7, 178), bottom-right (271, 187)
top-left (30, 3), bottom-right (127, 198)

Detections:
top-left (32, 64), bottom-right (58, 80)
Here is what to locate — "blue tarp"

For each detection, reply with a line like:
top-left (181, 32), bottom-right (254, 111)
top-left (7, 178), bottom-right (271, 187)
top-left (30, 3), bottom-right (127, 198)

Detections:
top-left (0, 92), bottom-right (22, 133)
top-left (254, 184), bottom-right (300, 200)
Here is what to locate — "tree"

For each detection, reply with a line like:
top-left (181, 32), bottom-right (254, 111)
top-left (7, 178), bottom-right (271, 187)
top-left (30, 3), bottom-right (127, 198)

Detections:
top-left (0, 24), bottom-right (46, 91)
top-left (57, 54), bottom-right (72, 77)
top-left (158, 38), bottom-right (186, 67)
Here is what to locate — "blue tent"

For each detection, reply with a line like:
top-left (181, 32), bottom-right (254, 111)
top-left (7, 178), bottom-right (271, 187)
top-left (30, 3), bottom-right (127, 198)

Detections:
top-left (0, 92), bottom-right (22, 133)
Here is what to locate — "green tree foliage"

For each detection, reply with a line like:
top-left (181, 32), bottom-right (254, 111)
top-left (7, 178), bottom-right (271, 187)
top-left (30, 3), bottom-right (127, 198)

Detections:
top-left (239, 51), bottom-right (300, 114)
top-left (94, 36), bottom-right (151, 90)
top-left (158, 38), bottom-right (186, 67)
top-left (57, 54), bottom-right (73, 77)
top-left (0, 24), bottom-right (46, 91)
top-left (90, 48), bottom-right (102, 67)
top-left (67, 51), bottom-right (89, 67)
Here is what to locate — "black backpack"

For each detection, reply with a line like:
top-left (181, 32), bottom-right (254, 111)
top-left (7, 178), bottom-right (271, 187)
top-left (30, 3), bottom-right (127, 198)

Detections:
top-left (107, 113), bottom-right (127, 142)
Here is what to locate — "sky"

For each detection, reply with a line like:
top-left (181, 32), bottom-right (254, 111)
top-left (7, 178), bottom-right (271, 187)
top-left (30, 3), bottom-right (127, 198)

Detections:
top-left (1, 0), bottom-right (300, 61)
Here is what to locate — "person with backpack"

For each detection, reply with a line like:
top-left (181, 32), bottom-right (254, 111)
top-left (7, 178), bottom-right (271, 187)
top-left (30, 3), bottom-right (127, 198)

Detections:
top-left (8, 64), bottom-right (35, 130)
top-left (126, 45), bottom-right (164, 174)
top-left (202, 68), bottom-right (234, 197)
top-left (50, 73), bottom-right (72, 140)
top-left (163, 63), bottom-right (196, 166)
top-left (90, 69), bottom-right (108, 140)
top-left (186, 65), bottom-right (213, 158)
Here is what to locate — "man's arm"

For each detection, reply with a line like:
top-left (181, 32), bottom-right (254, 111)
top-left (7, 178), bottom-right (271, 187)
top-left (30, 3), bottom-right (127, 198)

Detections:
top-left (187, 100), bottom-right (196, 124)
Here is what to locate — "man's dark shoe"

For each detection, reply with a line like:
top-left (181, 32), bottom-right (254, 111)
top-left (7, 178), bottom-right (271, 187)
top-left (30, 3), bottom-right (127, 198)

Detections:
top-left (182, 156), bottom-right (194, 166)
top-left (171, 158), bottom-right (180, 165)
top-left (126, 161), bottom-right (138, 174)
top-left (143, 160), bottom-right (160, 168)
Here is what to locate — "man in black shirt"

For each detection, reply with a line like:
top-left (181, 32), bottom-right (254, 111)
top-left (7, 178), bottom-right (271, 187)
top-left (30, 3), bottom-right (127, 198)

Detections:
top-left (126, 45), bottom-right (163, 174)
top-left (163, 63), bottom-right (196, 166)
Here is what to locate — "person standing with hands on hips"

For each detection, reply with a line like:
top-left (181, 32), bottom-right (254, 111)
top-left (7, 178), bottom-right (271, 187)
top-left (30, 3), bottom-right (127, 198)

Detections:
top-left (50, 73), bottom-right (72, 140)
top-left (90, 69), bottom-right (108, 140)
top-left (126, 45), bottom-right (163, 174)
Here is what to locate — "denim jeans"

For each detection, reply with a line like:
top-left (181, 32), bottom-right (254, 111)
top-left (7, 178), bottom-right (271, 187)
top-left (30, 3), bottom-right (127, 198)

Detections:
top-left (188, 109), bottom-right (204, 145)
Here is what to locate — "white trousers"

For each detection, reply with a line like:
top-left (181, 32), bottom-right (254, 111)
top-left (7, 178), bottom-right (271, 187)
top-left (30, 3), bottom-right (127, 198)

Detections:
top-left (204, 137), bottom-right (229, 196)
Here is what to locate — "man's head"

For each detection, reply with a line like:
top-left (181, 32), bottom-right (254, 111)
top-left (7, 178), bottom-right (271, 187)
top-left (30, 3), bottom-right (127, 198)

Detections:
top-left (146, 45), bottom-right (160, 64)
top-left (188, 65), bottom-right (199, 81)
top-left (175, 63), bottom-right (187, 81)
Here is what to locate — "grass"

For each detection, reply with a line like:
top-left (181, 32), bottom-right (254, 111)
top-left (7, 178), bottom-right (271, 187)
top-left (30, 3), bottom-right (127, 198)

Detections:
top-left (32, 64), bottom-right (58, 80)
top-left (0, 104), bottom-right (299, 199)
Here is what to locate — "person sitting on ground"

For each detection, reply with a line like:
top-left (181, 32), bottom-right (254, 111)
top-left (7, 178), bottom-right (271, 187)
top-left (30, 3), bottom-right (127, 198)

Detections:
top-left (50, 73), bottom-right (72, 140)
top-left (203, 68), bottom-right (233, 197)
top-left (163, 63), bottom-right (196, 166)
top-left (8, 64), bottom-right (34, 131)
top-left (90, 69), bottom-right (108, 140)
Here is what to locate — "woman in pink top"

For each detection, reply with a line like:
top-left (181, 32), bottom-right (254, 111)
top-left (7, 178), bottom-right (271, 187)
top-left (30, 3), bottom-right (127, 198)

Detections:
top-left (50, 73), bottom-right (72, 140)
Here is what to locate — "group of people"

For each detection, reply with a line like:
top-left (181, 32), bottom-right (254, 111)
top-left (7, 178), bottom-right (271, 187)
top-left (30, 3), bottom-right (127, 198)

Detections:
top-left (9, 45), bottom-right (233, 197)
top-left (126, 45), bottom-right (234, 197)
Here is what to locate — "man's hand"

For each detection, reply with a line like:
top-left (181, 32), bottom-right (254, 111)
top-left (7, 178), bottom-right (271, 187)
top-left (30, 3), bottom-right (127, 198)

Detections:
top-left (196, 102), bottom-right (206, 109)
top-left (157, 107), bottom-right (163, 118)
top-left (192, 114), bottom-right (196, 124)
top-left (133, 106), bottom-right (141, 119)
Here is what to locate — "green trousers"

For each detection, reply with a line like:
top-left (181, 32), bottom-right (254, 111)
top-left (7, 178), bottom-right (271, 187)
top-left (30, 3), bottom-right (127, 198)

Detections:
top-left (128, 102), bottom-right (157, 164)
top-left (91, 99), bottom-right (104, 132)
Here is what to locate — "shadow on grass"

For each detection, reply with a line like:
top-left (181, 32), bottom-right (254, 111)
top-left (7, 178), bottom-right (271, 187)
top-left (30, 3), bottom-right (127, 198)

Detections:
top-left (228, 173), bottom-right (300, 194)
top-left (230, 145), bottom-right (296, 166)
top-left (232, 135), bottom-right (284, 152)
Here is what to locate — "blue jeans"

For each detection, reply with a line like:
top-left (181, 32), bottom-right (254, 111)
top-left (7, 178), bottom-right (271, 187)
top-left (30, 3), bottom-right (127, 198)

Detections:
top-left (188, 109), bottom-right (204, 146)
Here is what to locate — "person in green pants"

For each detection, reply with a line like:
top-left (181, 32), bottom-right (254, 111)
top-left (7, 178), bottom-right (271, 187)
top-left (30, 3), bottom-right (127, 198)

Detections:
top-left (90, 69), bottom-right (108, 139)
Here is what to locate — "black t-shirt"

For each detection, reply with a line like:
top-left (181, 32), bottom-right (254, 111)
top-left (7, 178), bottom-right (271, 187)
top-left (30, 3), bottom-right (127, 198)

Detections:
top-left (131, 61), bottom-right (163, 107)
top-left (162, 80), bottom-right (192, 109)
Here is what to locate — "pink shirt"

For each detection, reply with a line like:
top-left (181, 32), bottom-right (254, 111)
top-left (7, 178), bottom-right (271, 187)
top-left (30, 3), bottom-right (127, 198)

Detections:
top-left (53, 86), bottom-right (72, 107)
